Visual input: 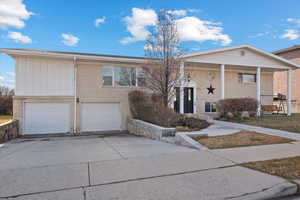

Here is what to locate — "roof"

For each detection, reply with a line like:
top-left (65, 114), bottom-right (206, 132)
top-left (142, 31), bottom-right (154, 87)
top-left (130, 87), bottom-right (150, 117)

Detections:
top-left (181, 44), bottom-right (300, 69)
top-left (272, 45), bottom-right (300, 55)
top-left (1, 45), bottom-right (299, 68)
top-left (0, 48), bottom-right (155, 64)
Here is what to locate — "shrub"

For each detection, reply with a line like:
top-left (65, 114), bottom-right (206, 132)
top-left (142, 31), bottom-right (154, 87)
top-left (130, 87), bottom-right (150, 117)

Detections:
top-left (129, 90), bottom-right (210, 130)
top-left (128, 90), bottom-right (178, 127)
top-left (171, 116), bottom-right (210, 130)
top-left (217, 98), bottom-right (258, 118)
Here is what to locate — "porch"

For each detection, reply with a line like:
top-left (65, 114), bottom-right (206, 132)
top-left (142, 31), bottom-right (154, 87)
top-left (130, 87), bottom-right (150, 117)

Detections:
top-left (175, 45), bottom-right (298, 116)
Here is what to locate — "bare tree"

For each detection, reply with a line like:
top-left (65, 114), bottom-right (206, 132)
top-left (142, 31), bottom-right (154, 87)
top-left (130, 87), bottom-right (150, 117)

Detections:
top-left (143, 9), bottom-right (182, 107)
top-left (0, 86), bottom-right (14, 115)
top-left (0, 86), bottom-right (14, 96)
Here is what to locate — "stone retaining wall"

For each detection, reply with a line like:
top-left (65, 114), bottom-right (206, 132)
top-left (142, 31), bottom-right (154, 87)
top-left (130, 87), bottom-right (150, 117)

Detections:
top-left (127, 118), bottom-right (176, 140)
top-left (0, 120), bottom-right (19, 143)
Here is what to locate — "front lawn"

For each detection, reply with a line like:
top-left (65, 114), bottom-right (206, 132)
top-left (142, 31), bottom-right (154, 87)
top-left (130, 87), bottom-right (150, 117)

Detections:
top-left (243, 156), bottom-right (300, 180)
top-left (0, 115), bottom-right (12, 125)
top-left (224, 113), bottom-right (300, 133)
top-left (196, 130), bottom-right (295, 149)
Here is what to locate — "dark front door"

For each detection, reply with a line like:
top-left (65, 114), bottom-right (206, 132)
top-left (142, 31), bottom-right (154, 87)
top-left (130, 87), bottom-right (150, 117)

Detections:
top-left (184, 87), bottom-right (194, 113)
top-left (173, 87), bottom-right (180, 113)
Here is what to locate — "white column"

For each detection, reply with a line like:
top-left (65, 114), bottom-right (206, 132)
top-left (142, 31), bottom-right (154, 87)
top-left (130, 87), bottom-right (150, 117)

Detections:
top-left (256, 67), bottom-right (261, 116)
top-left (220, 64), bottom-right (225, 99)
top-left (179, 61), bottom-right (184, 114)
top-left (287, 69), bottom-right (292, 116)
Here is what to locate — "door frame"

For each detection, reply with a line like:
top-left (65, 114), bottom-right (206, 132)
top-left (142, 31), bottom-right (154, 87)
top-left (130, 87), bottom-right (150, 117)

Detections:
top-left (172, 80), bottom-right (197, 114)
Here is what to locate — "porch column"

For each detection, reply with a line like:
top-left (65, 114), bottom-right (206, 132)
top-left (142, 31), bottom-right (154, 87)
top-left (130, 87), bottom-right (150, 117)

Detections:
top-left (256, 67), bottom-right (261, 116)
top-left (179, 61), bottom-right (184, 114)
top-left (220, 64), bottom-right (225, 99)
top-left (287, 69), bottom-right (292, 116)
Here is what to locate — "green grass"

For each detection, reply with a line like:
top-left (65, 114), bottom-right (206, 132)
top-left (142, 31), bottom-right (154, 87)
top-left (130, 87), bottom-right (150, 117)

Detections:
top-left (226, 113), bottom-right (300, 133)
top-left (0, 115), bottom-right (12, 125)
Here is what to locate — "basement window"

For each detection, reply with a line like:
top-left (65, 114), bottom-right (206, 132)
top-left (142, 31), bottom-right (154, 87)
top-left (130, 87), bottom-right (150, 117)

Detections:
top-left (205, 102), bottom-right (217, 112)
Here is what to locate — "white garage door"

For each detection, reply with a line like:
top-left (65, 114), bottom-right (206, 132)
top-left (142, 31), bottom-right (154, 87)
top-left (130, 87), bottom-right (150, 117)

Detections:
top-left (80, 103), bottom-right (122, 132)
top-left (24, 103), bottom-right (71, 134)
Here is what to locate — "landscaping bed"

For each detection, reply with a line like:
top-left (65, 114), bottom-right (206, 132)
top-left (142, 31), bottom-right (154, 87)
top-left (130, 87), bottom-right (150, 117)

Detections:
top-left (196, 130), bottom-right (295, 149)
top-left (0, 115), bottom-right (12, 125)
top-left (243, 156), bottom-right (300, 180)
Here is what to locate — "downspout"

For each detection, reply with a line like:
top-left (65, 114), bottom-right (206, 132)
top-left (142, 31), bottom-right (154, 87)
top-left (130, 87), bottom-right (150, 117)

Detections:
top-left (73, 57), bottom-right (77, 134)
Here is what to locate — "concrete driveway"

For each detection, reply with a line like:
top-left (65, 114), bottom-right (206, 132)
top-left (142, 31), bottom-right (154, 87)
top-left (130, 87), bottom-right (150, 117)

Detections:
top-left (0, 134), bottom-right (297, 199)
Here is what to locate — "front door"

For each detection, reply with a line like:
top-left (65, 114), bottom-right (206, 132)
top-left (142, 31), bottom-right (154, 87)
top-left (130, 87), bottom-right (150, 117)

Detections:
top-left (174, 87), bottom-right (180, 113)
top-left (184, 87), bottom-right (194, 113)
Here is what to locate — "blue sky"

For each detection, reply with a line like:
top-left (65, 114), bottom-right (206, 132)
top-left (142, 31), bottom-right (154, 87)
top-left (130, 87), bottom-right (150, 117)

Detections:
top-left (1, 0), bottom-right (300, 88)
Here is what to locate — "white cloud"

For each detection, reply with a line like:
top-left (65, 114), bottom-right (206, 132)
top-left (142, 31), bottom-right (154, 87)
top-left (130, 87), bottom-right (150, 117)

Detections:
top-left (281, 29), bottom-right (300, 40)
top-left (121, 8), bottom-right (231, 46)
top-left (176, 16), bottom-right (232, 46)
top-left (167, 9), bottom-right (200, 17)
top-left (61, 33), bottom-right (79, 46)
top-left (287, 18), bottom-right (300, 26)
top-left (167, 10), bottom-right (187, 17)
top-left (6, 72), bottom-right (15, 77)
top-left (0, 0), bottom-right (33, 29)
top-left (121, 8), bottom-right (157, 44)
top-left (0, 76), bottom-right (4, 81)
top-left (95, 17), bottom-right (105, 27)
top-left (7, 31), bottom-right (32, 43)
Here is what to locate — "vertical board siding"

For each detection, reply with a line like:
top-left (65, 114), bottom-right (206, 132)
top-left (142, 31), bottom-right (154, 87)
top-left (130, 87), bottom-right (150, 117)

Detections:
top-left (15, 56), bottom-right (74, 96)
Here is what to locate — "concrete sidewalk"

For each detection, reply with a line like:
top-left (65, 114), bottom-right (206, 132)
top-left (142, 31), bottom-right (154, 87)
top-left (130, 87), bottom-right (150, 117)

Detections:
top-left (0, 135), bottom-right (298, 199)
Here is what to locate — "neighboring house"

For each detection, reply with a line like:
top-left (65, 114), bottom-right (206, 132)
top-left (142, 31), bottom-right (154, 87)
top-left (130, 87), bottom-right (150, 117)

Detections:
top-left (273, 45), bottom-right (300, 112)
top-left (0, 45), bottom-right (298, 135)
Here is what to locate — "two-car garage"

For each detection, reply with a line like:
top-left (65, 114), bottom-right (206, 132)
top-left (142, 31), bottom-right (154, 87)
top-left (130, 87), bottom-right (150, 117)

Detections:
top-left (23, 103), bottom-right (122, 135)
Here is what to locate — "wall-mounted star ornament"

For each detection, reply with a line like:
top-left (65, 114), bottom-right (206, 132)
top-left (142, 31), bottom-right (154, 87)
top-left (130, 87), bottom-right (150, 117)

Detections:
top-left (207, 84), bottom-right (215, 94)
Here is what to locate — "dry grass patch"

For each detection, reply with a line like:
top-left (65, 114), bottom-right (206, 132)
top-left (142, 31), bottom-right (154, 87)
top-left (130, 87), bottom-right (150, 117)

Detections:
top-left (196, 130), bottom-right (295, 149)
top-left (0, 115), bottom-right (12, 125)
top-left (227, 114), bottom-right (300, 133)
top-left (243, 156), bottom-right (300, 180)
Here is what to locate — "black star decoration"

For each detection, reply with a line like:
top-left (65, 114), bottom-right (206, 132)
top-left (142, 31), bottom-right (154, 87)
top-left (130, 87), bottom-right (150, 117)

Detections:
top-left (207, 84), bottom-right (215, 94)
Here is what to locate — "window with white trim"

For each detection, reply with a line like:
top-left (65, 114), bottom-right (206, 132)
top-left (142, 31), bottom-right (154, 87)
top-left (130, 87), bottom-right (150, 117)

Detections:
top-left (238, 73), bottom-right (256, 83)
top-left (102, 66), bottom-right (146, 87)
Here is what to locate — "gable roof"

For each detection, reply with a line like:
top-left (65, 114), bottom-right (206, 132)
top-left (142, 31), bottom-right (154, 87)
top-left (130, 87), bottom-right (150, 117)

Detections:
top-left (182, 44), bottom-right (300, 68)
top-left (273, 45), bottom-right (300, 55)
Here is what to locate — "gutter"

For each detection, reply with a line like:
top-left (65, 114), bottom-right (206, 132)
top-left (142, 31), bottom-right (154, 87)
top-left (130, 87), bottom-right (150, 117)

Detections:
top-left (73, 57), bottom-right (78, 134)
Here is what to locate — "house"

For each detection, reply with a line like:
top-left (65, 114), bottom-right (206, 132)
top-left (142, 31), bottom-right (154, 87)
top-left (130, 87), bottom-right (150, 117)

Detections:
top-left (0, 45), bottom-right (299, 135)
top-left (273, 45), bottom-right (300, 112)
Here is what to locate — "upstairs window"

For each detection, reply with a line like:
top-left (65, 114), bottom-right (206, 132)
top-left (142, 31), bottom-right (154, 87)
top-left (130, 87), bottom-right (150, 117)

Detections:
top-left (102, 66), bottom-right (145, 87)
top-left (102, 66), bottom-right (113, 86)
top-left (238, 73), bottom-right (256, 83)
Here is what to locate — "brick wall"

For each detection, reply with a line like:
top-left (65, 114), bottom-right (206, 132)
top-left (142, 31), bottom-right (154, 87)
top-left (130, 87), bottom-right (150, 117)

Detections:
top-left (274, 48), bottom-right (300, 112)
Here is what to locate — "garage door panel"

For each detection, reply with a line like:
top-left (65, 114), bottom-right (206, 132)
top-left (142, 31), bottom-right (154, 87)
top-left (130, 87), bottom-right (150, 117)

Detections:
top-left (24, 103), bottom-right (71, 134)
top-left (81, 103), bottom-right (122, 132)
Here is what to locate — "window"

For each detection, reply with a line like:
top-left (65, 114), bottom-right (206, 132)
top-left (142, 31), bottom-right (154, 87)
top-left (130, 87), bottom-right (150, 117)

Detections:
top-left (102, 66), bottom-right (113, 86)
top-left (238, 73), bottom-right (256, 83)
top-left (137, 68), bottom-right (146, 87)
top-left (205, 102), bottom-right (217, 112)
top-left (102, 66), bottom-right (145, 87)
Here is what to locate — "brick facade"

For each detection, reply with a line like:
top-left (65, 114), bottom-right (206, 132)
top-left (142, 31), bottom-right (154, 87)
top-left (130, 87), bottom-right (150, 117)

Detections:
top-left (274, 47), bottom-right (300, 112)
